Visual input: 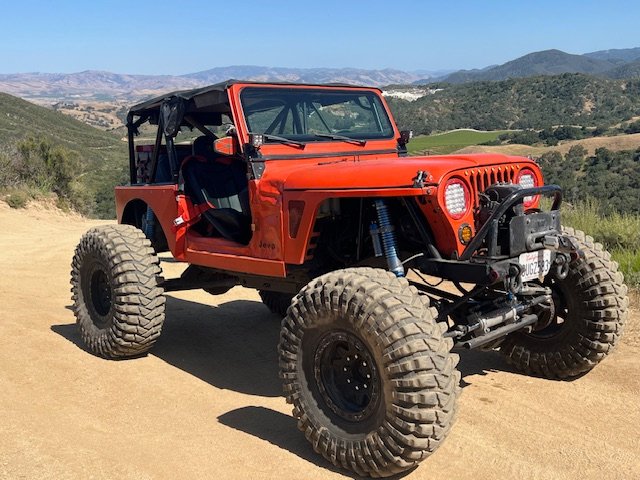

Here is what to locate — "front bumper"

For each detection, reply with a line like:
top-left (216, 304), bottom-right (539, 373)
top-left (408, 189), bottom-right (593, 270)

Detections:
top-left (417, 185), bottom-right (579, 286)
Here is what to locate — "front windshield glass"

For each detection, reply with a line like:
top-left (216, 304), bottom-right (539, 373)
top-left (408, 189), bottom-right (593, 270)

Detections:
top-left (240, 87), bottom-right (395, 142)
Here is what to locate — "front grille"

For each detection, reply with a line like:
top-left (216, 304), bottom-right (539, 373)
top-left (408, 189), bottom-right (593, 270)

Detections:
top-left (467, 165), bottom-right (518, 206)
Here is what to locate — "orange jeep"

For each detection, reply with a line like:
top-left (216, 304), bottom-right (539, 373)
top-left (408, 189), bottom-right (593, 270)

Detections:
top-left (71, 81), bottom-right (628, 477)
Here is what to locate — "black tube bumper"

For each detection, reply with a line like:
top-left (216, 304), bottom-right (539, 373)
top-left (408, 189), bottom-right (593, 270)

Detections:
top-left (417, 185), bottom-right (578, 286)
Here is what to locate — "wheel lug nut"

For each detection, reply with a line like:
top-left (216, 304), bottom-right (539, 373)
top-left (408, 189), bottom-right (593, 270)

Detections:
top-left (347, 379), bottom-right (351, 383)
top-left (366, 374), bottom-right (371, 379)
top-left (355, 385), bottom-right (359, 391)
top-left (343, 367), bottom-right (347, 372)
top-left (346, 356), bottom-right (350, 362)
top-left (363, 383), bottom-right (368, 389)
top-left (362, 361), bottom-right (367, 367)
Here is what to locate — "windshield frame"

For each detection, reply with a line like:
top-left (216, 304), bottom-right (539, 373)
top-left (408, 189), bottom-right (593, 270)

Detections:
top-left (237, 85), bottom-right (397, 146)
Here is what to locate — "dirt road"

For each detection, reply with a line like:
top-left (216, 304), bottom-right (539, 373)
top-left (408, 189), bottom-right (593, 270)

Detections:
top-left (1, 203), bottom-right (639, 480)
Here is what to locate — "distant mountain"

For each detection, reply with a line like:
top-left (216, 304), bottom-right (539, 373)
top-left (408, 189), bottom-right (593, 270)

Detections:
top-left (410, 68), bottom-right (456, 78)
top-left (0, 66), bottom-right (422, 104)
top-left (584, 47), bottom-right (640, 63)
top-left (0, 71), bottom-right (201, 103)
top-left (439, 49), bottom-right (617, 84)
top-left (183, 65), bottom-right (420, 87)
top-left (415, 64), bottom-right (497, 85)
top-left (606, 61), bottom-right (640, 80)
top-left (2, 47), bottom-right (640, 106)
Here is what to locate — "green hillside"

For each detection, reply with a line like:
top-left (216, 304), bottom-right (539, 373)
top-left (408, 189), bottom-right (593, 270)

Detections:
top-left (441, 49), bottom-right (616, 84)
top-left (388, 74), bottom-right (640, 135)
top-left (0, 92), bottom-right (128, 217)
top-left (407, 130), bottom-right (509, 155)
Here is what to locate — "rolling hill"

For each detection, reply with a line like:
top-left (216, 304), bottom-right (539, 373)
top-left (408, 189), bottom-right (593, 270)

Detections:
top-left (183, 65), bottom-right (422, 87)
top-left (426, 48), bottom-right (640, 84)
top-left (2, 47), bottom-right (639, 105)
top-left (0, 92), bottom-right (128, 216)
top-left (440, 50), bottom-right (616, 84)
top-left (584, 47), bottom-right (640, 63)
top-left (0, 66), bottom-right (427, 104)
top-left (0, 92), bottom-right (125, 151)
top-left (607, 61), bottom-right (640, 80)
top-left (388, 74), bottom-right (640, 134)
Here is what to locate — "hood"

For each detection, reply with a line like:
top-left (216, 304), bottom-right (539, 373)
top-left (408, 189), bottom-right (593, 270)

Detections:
top-left (279, 153), bottom-right (535, 190)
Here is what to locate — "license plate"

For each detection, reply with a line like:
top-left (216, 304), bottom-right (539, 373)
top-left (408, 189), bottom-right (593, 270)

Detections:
top-left (518, 250), bottom-right (552, 282)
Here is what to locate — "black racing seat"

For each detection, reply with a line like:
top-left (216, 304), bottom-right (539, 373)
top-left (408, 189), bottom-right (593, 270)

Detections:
top-left (182, 138), bottom-right (252, 244)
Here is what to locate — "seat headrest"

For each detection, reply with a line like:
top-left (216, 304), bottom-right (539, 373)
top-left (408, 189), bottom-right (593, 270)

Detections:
top-left (192, 136), bottom-right (214, 157)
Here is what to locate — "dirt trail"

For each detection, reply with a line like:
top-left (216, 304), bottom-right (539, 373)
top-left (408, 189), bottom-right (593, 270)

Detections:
top-left (1, 202), bottom-right (639, 480)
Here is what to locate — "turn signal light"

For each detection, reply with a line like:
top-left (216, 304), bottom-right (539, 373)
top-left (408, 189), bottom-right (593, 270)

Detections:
top-left (459, 224), bottom-right (473, 244)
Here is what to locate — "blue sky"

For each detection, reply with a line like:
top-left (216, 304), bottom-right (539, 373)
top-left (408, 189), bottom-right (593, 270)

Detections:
top-left (1, 0), bottom-right (638, 74)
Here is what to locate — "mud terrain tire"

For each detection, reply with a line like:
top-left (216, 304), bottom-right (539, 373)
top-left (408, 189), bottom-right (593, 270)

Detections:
top-left (501, 227), bottom-right (628, 379)
top-left (71, 225), bottom-right (165, 358)
top-left (259, 290), bottom-right (293, 317)
top-left (279, 267), bottom-right (460, 477)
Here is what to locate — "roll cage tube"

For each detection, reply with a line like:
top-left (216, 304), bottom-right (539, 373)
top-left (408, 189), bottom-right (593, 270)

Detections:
top-left (149, 116), bottom-right (164, 184)
top-left (126, 113), bottom-right (150, 184)
top-left (130, 96), bottom-right (213, 185)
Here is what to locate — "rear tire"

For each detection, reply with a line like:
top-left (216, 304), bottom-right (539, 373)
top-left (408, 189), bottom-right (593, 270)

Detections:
top-left (259, 290), bottom-right (293, 317)
top-left (500, 227), bottom-right (628, 378)
top-left (279, 267), bottom-right (460, 477)
top-left (70, 225), bottom-right (165, 358)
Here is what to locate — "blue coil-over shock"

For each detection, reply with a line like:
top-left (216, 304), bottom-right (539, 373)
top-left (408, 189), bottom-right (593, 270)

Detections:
top-left (143, 206), bottom-right (155, 240)
top-left (371, 199), bottom-right (405, 277)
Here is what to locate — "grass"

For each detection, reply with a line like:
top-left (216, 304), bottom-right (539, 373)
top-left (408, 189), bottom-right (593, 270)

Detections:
top-left (561, 199), bottom-right (640, 287)
top-left (408, 129), bottom-right (510, 155)
top-left (0, 92), bottom-right (128, 217)
top-left (452, 132), bottom-right (640, 157)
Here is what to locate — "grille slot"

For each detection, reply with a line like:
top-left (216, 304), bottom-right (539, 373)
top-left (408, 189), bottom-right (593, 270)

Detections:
top-left (467, 167), bottom-right (517, 206)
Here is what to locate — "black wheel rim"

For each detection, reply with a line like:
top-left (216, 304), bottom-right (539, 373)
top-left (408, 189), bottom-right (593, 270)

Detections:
top-left (84, 262), bottom-right (112, 327)
top-left (314, 330), bottom-right (380, 422)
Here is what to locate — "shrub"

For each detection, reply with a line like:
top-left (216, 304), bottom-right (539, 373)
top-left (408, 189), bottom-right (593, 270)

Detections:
top-left (7, 136), bottom-right (93, 215)
top-left (624, 119), bottom-right (640, 134)
top-left (5, 191), bottom-right (28, 209)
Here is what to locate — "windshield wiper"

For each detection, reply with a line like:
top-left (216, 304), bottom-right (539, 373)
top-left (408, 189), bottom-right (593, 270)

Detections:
top-left (258, 133), bottom-right (306, 148)
top-left (313, 133), bottom-right (367, 146)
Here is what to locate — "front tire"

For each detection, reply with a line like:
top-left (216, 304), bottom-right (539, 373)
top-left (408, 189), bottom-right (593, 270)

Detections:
top-left (279, 268), bottom-right (460, 477)
top-left (70, 225), bottom-right (165, 358)
top-left (501, 227), bottom-right (628, 378)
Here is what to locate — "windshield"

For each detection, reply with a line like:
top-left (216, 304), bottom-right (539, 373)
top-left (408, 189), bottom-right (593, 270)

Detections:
top-left (240, 87), bottom-right (395, 143)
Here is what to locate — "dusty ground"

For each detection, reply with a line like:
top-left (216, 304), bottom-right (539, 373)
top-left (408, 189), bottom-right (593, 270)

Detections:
top-left (1, 202), bottom-right (639, 480)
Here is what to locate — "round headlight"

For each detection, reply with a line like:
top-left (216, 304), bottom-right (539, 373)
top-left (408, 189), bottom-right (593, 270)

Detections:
top-left (444, 178), bottom-right (470, 219)
top-left (517, 168), bottom-right (539, 207)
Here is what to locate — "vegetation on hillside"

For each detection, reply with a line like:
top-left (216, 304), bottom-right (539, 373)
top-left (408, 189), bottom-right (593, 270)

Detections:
top-left (0, 93), bottom-right (128, 217)
top-left (387, 74), bottom-right (640, 135)
top-left (539, 146), bottom-right (640, 214)
top-left (407, 130), bottom-right (509, 154)
top-left (436, 48), bottom-right (637, 84)
top-left (561, 200), bottom-right (640, 287)
top-left (539, 146), bottom-right (640, 286)
top-left (491, 120), bottom-right (640, 147)
top-left (1, 137), bottom-right (94, 213)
